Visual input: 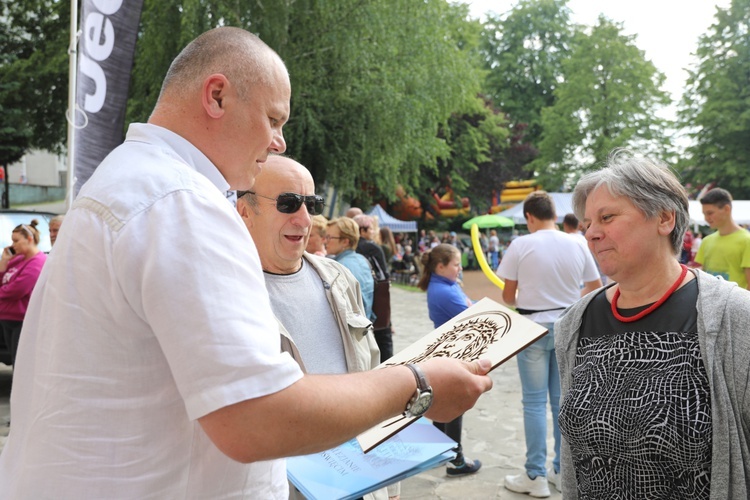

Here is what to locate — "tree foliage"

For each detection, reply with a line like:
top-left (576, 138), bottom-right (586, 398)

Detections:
top-left (0, 81), bottom-right (32, 168)
top-left (2, 0), bottom-right (688, 207)
top-left (0, 0), bottom-right (69, 157)
top-left (466, 119), bottom-right (537, 210)
top-left (679, 0), bottom-right (750, 198)
top-left (281, 0), bottom-right (483, 204)
top-left (397, 8), bottom-right (531, 216)
top-left (533, 16), bottom-right (672, 188)
top-left (125, 0), bottom-right (183, 125)
top-left (481, 0), bottom-right (575, 148)
top-left (126, 0), bottom-right (485, 205)
top-left (409, 96), bottom-right (512, 216)
top-left (0, 13), bottom-right (30, 167)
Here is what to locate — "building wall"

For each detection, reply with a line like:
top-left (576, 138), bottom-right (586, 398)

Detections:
top-left (5, 184), bottom-right (67, 205)
top-left (8, 150), bottom-right (66, 187)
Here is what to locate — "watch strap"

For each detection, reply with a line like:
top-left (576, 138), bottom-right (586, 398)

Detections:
top-left (405, 363), bottom-right (429, 392)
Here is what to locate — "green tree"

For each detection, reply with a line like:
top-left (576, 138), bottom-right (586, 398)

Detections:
top-left (408, 96), bottom-right (511, 217)
top-left (126, 0), bottom-right (484, 205)
top-left (679, 0), bottom-right (750, 198)
top-left (126, 0), bottom-right (183, 125)
top-left (0, 81), bottom-right (32, 169)
top-left (481, 0), bottom-right (576, 147)
top-left (0, 0), bottom-right (70, 154)
top-left (465, 119), bottom-right (538, 211)
top-left (0, 15), bottom-right (31, 169)
top-left (3, 0), bottom-right (492, 206)
top-left (281, 0), bottom-right (482, 205)
top-left (126, 0), bottom-right (289, 123)
top-left (385, 7), bottom-right (528, 217)
top-left (533, 16), bottom-right (672, 187)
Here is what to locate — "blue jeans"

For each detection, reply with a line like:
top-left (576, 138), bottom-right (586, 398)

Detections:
top-left (516, 322), bottom-right (560, 478)
top-left (489, 251), bottom-right (499, 270)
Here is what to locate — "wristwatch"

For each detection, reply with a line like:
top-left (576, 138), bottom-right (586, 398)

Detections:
top-left (403, 364), bottom-right (433, 418)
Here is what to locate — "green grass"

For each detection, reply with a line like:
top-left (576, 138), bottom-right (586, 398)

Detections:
top-left (392, 282), bottom-right (421, 293)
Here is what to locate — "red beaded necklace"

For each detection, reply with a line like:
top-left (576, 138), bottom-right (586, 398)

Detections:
top-left (610, 264), bottom-right (688, 323)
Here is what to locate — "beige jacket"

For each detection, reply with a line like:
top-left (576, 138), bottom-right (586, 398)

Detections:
top-left (278, 253), bottom-right (380, 373)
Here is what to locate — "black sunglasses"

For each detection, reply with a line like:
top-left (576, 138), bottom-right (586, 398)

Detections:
top-left (238, 190), bottom-right (325, 215)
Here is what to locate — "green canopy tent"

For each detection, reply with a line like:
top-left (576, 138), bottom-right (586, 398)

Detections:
top-left (461, 214), bottom-right (515, 230)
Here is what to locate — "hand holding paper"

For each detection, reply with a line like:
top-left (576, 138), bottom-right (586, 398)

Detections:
top-left (358, 297), bottom-right (548, 452)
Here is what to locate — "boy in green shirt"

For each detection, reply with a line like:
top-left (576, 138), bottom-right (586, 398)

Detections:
top-left (696, 188), bottom-right (750, 289)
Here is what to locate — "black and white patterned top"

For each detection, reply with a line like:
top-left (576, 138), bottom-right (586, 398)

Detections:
top-left (559, 280), bottom-right (712, 499)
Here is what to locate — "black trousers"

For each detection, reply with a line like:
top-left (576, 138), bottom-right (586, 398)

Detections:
top-left (433, 415), bottom-right (464, 463)
top-left (0, 319), bottom-right (23, 367)
top-left (373, 326), bottom-right (393, 362)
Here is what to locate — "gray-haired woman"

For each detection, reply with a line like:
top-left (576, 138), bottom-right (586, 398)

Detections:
top-left (555, 149), bottom-right (750, 499)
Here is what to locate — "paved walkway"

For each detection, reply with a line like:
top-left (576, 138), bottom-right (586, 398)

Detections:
top-left (392, 271), bottom-right (561, 499)
top-left (0, 270), bottom-right (561, 499)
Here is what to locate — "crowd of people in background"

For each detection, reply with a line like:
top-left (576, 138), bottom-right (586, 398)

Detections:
top-left (306, 214), bottom-right (421, 284)
top-left (297, 211), bottom-right (517, 292)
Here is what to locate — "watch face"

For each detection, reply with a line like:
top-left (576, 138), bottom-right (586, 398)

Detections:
top-left (411, 392), bottom-right (433, 416)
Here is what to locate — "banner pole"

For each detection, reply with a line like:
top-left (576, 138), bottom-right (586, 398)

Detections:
top-left (65, 0), bottom-right (79, 213)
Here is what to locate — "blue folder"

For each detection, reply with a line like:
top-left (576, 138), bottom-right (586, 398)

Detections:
top-left (287, 417), bottom-right (457, 500)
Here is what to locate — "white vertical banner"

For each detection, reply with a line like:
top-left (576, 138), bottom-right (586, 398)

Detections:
top-left (73, 0), bottom-right (143, 195)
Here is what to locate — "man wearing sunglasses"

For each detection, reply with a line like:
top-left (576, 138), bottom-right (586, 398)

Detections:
top-left (237, 155), bottom-right (398, 499)
top-left (236, 156), bottom-right (376, 374)
top-left (0, 27), bottom-right (493, 499)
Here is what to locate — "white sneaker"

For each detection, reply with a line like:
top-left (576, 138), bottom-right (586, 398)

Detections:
top-left (547, 467), bottom-right (561, 493)
top-left (504, 472), bottom-right (551, 498)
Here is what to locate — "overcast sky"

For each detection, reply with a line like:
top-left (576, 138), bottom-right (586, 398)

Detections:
top-left (461, 0), bottom-right (731, 106)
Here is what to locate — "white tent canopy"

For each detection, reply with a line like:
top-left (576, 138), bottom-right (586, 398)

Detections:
top-left (367, 204), bottom-right (418, 233)
top-left (496, 196), bottom-right (750, 227)
top-left (689, 200), bottom-right (750, 226)
top-left (495, 192), bottom-right (575, 224)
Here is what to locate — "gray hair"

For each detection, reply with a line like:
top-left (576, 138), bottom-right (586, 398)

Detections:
top-left (572, 149), bottom-right (689, 255)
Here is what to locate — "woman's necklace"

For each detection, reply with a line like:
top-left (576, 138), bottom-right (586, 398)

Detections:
top-left (611, 264), bottom-right (688, 323)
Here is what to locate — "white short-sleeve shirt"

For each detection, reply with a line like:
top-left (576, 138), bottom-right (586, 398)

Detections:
top-left (0, 124), bottom-right (303, 498)
top-left (497, 229), bottom-right (600, 323)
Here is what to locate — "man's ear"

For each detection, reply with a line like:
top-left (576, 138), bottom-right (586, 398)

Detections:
top-left (237, 199), bottom-right (254, 228)
top-left (202, 74), bottom-right (229, 119)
